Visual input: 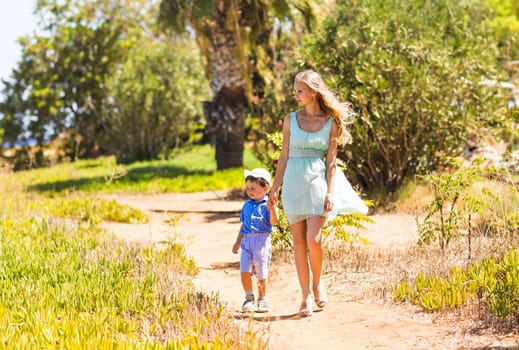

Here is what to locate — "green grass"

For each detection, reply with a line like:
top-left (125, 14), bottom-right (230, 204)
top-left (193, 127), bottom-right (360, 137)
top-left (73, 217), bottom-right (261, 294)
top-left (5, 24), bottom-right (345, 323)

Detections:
top-left (0, 145), bottom-right (266, 348)
top-left (15, 144), bottom-right (263, 195)
top-left (10, 143), bottom-right (517, 341)
top-left (32, 196), bottom-right (150, 224)
top-left (0, 205), bottom-right (250, 348)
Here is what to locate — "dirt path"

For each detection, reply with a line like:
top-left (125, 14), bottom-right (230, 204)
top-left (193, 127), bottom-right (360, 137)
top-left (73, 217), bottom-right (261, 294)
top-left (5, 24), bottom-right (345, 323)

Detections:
top-left (102, 191), bottom-right (518, 349)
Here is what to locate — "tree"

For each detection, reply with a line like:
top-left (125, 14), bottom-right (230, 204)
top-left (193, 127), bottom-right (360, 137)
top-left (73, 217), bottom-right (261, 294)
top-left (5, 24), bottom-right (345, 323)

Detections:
top-left (103, 36), bottom-right (210, 163)
top-left (158, 0), bottom-right (316, 170)
top-left (484, 0), bottom-right (519, 63)
top-left (301, 0), bottom-right (505, 192)
top-left (0, 0), bottom-right (150, 166)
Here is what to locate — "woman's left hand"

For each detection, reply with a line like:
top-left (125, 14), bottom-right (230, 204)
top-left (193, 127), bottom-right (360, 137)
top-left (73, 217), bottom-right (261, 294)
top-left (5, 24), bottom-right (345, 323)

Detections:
top-left (324, 193), bottom-right (334, 212)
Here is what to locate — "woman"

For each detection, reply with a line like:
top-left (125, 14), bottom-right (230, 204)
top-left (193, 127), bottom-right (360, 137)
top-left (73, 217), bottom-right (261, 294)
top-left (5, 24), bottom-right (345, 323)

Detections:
top-left (269, 69), bottom-right (368, 317)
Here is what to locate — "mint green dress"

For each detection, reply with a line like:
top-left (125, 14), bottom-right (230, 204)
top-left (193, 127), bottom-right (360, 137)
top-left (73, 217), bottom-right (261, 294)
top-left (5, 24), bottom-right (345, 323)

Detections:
top-left (281, 112), bottom-right (368, 224)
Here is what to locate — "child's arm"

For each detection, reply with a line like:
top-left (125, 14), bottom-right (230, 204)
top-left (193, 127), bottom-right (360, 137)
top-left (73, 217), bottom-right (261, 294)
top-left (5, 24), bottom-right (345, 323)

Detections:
top-left (232, 225), bottom-right (244, 254)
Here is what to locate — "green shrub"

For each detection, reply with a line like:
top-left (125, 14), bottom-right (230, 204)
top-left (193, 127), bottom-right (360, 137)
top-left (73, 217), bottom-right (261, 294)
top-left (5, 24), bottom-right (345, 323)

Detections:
top-left (104, 36), bottom-right (210, 164)
top-left (301, 0), bottom-right (505, 193)
top-left (474, 250), bottom-right (519, 318)
top-left (394, 249), bottom-right (519, 320)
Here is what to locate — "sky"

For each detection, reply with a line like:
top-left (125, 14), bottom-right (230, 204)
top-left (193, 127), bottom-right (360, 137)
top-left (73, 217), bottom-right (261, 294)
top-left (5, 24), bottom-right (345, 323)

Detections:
top-left (0, 0), bottom-right (38, 83)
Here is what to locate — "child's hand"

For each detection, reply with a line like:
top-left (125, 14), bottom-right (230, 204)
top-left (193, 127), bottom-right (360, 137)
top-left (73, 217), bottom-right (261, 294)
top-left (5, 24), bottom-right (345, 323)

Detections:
top-left (232, 242), bottom-right (240, 254)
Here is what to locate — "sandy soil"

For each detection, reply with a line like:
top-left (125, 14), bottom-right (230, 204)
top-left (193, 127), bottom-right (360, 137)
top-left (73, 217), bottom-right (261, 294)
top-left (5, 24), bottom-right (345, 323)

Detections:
top-left (102, 191), bottom-right (519, 350)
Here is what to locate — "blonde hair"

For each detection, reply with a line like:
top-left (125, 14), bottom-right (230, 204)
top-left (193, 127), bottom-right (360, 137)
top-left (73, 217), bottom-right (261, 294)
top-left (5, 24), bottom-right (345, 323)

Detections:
top-left (295, 69), bottom-right (355, 145)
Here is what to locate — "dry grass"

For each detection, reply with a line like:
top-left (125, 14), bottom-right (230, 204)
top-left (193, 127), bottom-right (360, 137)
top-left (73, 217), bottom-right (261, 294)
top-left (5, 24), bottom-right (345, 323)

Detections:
top-left (0, 158), bottom-right (14, 174)
top-left (251, 168), bottom-right (518, 339)
top-left (320, 229), bottom-right (519, 332)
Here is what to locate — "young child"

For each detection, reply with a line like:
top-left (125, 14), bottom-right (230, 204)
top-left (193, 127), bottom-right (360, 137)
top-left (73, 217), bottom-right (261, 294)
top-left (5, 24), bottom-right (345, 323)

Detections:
top-left (232, 168), bottom-right (278, 313)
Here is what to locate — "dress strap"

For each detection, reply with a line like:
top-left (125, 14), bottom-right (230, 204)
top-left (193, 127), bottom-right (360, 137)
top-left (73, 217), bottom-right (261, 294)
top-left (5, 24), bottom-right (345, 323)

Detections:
top-left (290, 112), bottom-right (296, 133)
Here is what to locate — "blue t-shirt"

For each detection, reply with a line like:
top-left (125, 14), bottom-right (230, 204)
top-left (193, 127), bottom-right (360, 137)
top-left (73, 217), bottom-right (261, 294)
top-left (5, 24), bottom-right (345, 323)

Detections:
top-left (239, 196), bottom-right (272, 234)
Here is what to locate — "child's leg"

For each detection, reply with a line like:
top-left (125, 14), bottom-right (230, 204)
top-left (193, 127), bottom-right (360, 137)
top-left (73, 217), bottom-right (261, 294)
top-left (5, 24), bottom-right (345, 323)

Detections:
top-left (257, 278), bottom-right (267, 298)
top-left (256, 277), bottom-right (268, 312)
top-left (240, 240), bottom-right (255, 310)
top-left (254, 234), bottom-right (271, 312)
top-left (253, 235), bottom-right (271, 299)
top-left (241, 272), bottom-right (254, 299)
top-left (240, 235), bottom-right (254, 295)
top-left (241, 272), bottom-right (255, 312)
top-left (240, 247), bottom-right (256, 312)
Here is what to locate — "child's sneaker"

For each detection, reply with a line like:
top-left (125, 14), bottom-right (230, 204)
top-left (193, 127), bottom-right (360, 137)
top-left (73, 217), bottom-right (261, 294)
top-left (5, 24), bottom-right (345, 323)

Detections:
top-left (242, 299), bottom-right (255, 312)
top-left (257, 298), bottom-right (268, 313)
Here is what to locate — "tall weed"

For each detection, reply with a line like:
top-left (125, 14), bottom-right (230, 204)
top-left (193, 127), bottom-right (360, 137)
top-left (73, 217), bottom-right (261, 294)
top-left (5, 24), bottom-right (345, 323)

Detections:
top-left (418, 158), bottom-right (518, 254)
top-left (396, 159), bottom-right (518, 327)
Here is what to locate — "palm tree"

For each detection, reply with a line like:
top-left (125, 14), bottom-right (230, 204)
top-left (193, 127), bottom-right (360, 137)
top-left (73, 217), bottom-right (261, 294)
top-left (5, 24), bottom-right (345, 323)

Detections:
top-left (158, 0), bottom-right (315, 169)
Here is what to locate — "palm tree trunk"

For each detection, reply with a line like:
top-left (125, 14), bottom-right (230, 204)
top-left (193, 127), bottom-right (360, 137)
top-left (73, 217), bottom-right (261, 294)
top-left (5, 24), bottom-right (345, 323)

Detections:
top-left (203, 24), bottom-right (247, 170)
top-left (203, 87), bottom-right (246, 170)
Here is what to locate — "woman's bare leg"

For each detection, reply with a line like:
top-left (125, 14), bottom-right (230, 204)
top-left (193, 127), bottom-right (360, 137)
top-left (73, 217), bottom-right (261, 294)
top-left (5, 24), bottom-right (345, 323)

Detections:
top-left (291, 220), bottom-right (310, 298)
top-left (292, 220), bottom-right (315, 316)
top-left (306, 216), bottom-right (327, 304)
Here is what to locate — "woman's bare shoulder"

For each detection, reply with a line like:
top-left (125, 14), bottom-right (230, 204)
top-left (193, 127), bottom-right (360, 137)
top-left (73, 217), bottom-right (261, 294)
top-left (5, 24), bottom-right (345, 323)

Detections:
top-left (281, 113), bottom-right (292, 135)
top-left (282, 113), bottom-right (292, 124)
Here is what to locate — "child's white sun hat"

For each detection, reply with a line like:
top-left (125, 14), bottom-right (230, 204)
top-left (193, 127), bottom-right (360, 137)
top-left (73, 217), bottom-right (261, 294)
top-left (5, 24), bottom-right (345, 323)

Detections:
top-left (244, 168), bottom-right (271, 185)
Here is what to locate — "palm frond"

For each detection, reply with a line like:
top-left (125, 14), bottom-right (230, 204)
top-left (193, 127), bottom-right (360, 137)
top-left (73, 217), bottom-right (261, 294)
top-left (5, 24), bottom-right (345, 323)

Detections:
top-left (158, 0), bottom-right (215, 33)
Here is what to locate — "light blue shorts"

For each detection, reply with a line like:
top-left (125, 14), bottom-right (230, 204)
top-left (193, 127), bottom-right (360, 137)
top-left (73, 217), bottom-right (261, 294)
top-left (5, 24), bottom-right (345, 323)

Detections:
top-left (240, 233), bottom-right (271, 280)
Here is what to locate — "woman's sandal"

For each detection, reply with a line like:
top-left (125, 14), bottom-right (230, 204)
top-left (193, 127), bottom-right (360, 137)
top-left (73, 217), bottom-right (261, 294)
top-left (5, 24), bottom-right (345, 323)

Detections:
top-left (316, 295), bottom-right (328, 309)
top-left (314, 286), bottom-right (328, 309)
top-left (299, 295), bottom-right (314, 317)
